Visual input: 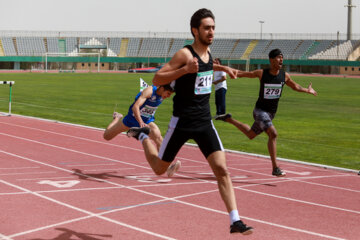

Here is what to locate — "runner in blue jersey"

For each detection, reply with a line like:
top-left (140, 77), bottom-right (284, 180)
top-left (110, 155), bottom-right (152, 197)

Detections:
top-left (127, 8), bottom-right (253, 235)
top-left (103, 84), bottom-right (174, 150)
top-left (225, 49), bottom-right (317, 177)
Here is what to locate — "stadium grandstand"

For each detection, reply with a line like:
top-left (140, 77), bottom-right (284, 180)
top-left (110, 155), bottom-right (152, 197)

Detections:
top-left (0, 30), bottom-right (359, 74)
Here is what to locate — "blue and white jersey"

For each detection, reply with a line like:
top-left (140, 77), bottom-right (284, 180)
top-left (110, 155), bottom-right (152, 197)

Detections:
top-left (127, 85), bottom-right (163, 123)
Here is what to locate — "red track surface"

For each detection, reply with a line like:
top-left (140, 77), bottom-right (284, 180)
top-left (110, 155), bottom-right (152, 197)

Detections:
top-left (0, 115), bottom-right (359, 240)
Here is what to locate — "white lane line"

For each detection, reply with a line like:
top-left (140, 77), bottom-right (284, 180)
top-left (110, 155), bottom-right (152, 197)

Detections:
top-left (176, 155), bottom-right (357, 187)
top-left (0, 133), bottom-right (150, 170)
top-left (288, 177), bottom-right (360, 193)
top-left (1, 119), bottom-right (358, 175)
top-left (1, 130), bottom-right (359, 197)
top-left (0, 181), bottom-right (208, 196)
top-left (168, 188), bottom-right (346, 240)
top-left (66, 164), bottom-right (117, 167)
top-left (0, 171), bottom-right (56, 176)
top-left (0, 121), bottom-right (142, 152)
top-left (78, 168), bottom-right (135, 172)
top-left (1, 131), bottom-right (359, 204)
top-left (17, 176), bottom-right (76, 181)
top-left (0, 179), bottom-right (175, 240)
top-left (0, 124), bottom-right (356, 239)
top-left (0, 233), bottom-right (12, 240)
top-left (1, 149), bottom-right (347, 240)
top-left (9, 197), bottom-right (175, 239)
top-left (0, 167), bottom-right (40, 170)
top-left (284, 170), bottom-right (311, 176)
top-left (235, 186), bottom-right (360, 215)
top-left (1, 119), bottom-right (357, 177)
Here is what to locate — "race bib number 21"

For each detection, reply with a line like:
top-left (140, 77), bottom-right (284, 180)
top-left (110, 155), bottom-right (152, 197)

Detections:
top-left (194, 70), bottom-right (213, 95)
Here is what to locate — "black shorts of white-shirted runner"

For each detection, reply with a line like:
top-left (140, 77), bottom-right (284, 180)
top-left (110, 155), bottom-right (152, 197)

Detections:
top-left (214, 113), bottom-right (232, 121)
top-left (230, 220), bottom-right (253, 235)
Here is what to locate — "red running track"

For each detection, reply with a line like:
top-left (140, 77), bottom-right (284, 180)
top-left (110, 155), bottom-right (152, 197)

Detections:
top-left (0, 115), bottom-right (359, 240)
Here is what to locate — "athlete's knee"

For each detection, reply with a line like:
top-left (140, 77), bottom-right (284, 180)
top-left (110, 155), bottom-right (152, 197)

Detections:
top-left (213, 165), bottom-right (230, 178)
top-left (248, 134), bottom-right (256, 140)
top-left (267, 128), bottom-right (278, 139)
top-left (152, 161), bottom-right (169, 176)
top-left (153, 168), bottom-right (166, 176)
top-left (103, 131), bottom-right (113, 141)
top-left (247, 130), bottom-right (257, 140)
top-left (154, 134), bottom-right (163, 143)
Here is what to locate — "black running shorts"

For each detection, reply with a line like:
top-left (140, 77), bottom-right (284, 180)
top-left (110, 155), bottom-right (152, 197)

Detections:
top-left (158, 116), bottom-right (224, 162)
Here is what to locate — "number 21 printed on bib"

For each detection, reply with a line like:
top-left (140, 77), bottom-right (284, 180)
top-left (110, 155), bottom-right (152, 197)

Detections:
top-left (194, 70), bottom-right (213, 95)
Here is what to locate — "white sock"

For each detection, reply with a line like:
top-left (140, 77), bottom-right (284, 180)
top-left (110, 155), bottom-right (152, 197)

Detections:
top-left (229, 210), bottom-right (240, 225)
top-left (139, 132), bottom-right (149, 143)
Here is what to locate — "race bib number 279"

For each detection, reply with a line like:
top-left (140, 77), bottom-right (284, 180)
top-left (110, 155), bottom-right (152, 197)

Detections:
top-left (264, 83), bottom-right (282, 99)
top-left (194, 70), bottom-right (213, 95)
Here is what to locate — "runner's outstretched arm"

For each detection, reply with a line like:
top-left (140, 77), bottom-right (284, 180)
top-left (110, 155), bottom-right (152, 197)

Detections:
top-left (285, 73), bottom-right (317, 96)
top-left (213, 64), bottom-right (238, 79)
top-left (236, 69), bottom-right (263, 79)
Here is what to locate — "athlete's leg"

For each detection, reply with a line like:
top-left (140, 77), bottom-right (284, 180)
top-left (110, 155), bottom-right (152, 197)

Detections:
top-left (141, 137), bottom-right (171, 175)
top-left (220, 88), bottom-right (227, 114)
top-left (215, 89), bottom-right (222, 115)
top-left (225, 117), bottom-right (257, 139)
top-left (147, 122), bottom-right (163, 150)
top-left (103, 113), bottom-right (129, 140)
top-left (128, 116), bottom-right (185, 176)
top-left (206, 150), bottom-right (237, 212)
top-left (265, 125), bottom-right (278, 169)
top-left (265, 125), bottom-right (285, 176)
top-left (203, 141), bottom-right (252, 234)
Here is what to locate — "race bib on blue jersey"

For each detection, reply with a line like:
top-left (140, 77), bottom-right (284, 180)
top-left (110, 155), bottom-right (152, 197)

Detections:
top-left (194, 70), bottom-right (213, 95)
top-left (264, 83), bottom-right (282, 99)
top-left (140, 105), bottom-right (158, 118)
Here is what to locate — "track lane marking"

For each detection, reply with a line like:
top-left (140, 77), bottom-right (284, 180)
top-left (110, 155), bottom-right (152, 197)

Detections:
top-left (0, 178), bottom-right (176, 240)
top-left (0, 150), bottom-right (349, 240)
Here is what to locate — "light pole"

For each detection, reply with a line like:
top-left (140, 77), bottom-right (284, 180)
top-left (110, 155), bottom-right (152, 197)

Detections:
top-left (259, 21), bottom-right (265, 40)
top-left (344, 0), bottom-right (356, 40)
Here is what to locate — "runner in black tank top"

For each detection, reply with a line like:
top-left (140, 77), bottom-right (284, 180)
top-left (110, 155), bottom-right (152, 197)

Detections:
top-left (255, 68), bottom-right (286, 114)
top-left (172, 45), bottom-right (213, 129)
top-left (223, 48), bottom-right (317, 178)
top-left (126, 9), bottom-right (254, 235)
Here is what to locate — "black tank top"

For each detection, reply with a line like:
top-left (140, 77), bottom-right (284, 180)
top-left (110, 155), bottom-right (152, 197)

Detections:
top-left (171, 45), bottom-right (213, 128)
top-left (255, 69), bottom-right (286, 113)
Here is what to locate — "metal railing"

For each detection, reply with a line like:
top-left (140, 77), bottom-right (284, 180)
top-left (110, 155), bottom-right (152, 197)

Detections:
top-left (1, 30), bottom-right (359, 40)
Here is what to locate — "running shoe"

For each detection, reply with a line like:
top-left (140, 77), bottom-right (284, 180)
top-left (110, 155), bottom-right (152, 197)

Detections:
top-left (230, 220), bottom-right (253, 235)
top-left (166, 160), bottom-right (181, 177)
top-left (272, 167), bottom-right (286, 177)
top-left (113, 112), bottom-right (123, 119)
top-left (126, 127), bottom-right (150, 140)
top-left (214, 113), bottom-right (232, 121)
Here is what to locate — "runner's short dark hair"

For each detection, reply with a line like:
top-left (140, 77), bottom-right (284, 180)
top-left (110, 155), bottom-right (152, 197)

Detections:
top-left (269, 49), bottom-right (283, 59)
top-left (190, 8), bottom-right (215, 37)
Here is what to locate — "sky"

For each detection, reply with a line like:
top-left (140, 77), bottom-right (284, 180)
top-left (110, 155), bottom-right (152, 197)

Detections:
top-left (0, 0), bottom-right (359, 35)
